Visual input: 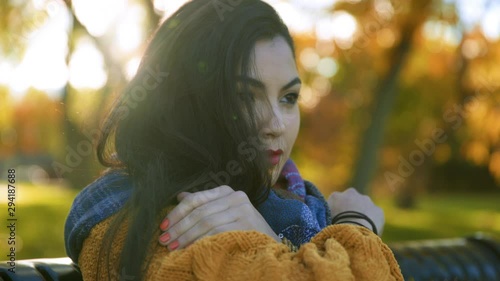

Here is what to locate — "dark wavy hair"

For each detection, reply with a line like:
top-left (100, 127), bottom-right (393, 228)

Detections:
top-left (96, 0), bottom-right (296, 279)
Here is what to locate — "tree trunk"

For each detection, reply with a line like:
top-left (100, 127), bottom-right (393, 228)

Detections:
top-left (350, 28), bottom-right (413, 193)
top-left (350, 0), bottom-right (433, 194)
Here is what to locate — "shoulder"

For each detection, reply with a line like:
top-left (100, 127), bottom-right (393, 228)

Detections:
top-left (71, 169), bottom-right (132, 209)
top-left (78, 213), bottom-right (120, 280)
top-left (81, 213), bottom-right (403, 281)
top-left (78, 212), bottom-right (146, 281)
top-left (64, 169), bottom-right (133, 263)
top-left (79, 208), bottom-right (278, 281)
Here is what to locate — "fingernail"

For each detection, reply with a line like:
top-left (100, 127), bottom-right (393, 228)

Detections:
top-left (160, 219), bottom-right (169, 231)
top-left (159, 232), bottom-right (170, 244)
top-left (169, 240), bottom-right (179, 251)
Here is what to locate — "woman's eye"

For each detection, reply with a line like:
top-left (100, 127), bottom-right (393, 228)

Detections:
top-left (281, 93), bottom-right (299, 105)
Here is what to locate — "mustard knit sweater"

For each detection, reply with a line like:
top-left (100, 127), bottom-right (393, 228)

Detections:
top-left (78, 209), bottom-right (403, 281)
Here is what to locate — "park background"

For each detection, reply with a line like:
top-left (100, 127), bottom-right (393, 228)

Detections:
top-left (0, 0), bottom-right (499, 259)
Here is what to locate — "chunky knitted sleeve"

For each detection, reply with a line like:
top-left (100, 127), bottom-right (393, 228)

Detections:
top-left (78, 215), bottom-right (403, 281)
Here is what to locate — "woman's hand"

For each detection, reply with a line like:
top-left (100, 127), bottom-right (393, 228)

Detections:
top-left (158, 185), bottom-right (280, 251)
top-left (327, 187), bottom-right (385, 236)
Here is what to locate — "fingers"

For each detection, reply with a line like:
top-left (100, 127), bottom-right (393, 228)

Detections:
top-left (164, 210), bottom-right (239, 249)
top-left (159, 189), bottom-right (250, 250)
top-left (345, 187), bottom-right (358, 194)
top-left (176, 192), bottom-right (191, 202)
top-left (328, 187), bottom-right (386, 236)
top-left (343, 187), bottom-right (369, 199)
top-left (164, 196), bottom-right (231, 242)
top-left (329, 187), bottom-right (371, 204)
top-left (160, 185), bottom-right (234, 231)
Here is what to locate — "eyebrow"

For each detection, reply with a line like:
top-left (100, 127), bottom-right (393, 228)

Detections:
top-left (235, 76), bottom-right (302, 92)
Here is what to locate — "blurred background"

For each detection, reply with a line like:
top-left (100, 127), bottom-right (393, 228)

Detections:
top-left (0, 0), bottom-right (499, 259)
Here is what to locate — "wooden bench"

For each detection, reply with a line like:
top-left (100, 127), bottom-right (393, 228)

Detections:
top-left (1, 233), bottom-right (499, 281)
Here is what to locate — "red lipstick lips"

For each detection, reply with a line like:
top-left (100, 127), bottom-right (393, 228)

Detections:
top-left (267, 149), bottom-right (283, 165)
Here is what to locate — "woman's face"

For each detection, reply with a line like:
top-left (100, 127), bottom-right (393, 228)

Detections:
top-left (239, 36), bottom-right (301, 185)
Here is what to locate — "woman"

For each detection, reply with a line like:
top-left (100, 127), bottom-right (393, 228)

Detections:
top-left (64, 0), bottom-right (402, 280)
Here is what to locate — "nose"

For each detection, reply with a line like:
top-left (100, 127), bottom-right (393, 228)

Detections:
top-left (259, 104), bottom-right (285, 140)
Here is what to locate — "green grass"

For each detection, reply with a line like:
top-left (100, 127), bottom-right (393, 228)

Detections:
top-left (0, 182), bottom-right (79, 259)
top-left (379, 193), bottom-right (500, 242)
top-left (0, 182), bottom-right (498, 259)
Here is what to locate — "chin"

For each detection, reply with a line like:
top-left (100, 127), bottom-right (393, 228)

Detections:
top-left (270, 163), bottom-right (283, 186)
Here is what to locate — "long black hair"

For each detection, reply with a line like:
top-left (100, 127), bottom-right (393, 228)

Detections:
top-left (96, 0), bottom-right (296, 279)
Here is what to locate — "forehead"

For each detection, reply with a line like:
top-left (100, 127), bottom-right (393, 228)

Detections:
top-left (248, 36), bottom-right (298, 83)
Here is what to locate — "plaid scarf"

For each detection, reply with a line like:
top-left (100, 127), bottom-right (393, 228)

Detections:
top-left (64, 159), bottom-right (331, 263)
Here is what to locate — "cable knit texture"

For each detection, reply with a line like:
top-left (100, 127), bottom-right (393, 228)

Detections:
top-left (65, 159), bottom-right (332, 262)
top-left (79, 210), bottom-right (403, 281)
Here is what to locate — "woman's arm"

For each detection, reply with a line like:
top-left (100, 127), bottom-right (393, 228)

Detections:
top-left (151, 224), bottom-right (402, 281)
top-left (79, 214), bottom-right (402, 281)
top-left (158, 185), bottom-right (281, 251)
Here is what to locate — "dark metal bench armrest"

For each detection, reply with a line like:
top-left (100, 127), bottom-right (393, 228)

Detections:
top-left (389, 233), bottom-right (500, 281)
top-left (0, 258), bottom-right (82, 281)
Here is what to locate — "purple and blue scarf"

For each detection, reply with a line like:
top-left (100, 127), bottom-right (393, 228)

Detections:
top-left (64, 159), bottom-right (331, 263)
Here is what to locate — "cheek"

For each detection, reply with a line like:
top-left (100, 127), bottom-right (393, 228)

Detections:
top-left (283, 111), bottom-right (300, 149)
